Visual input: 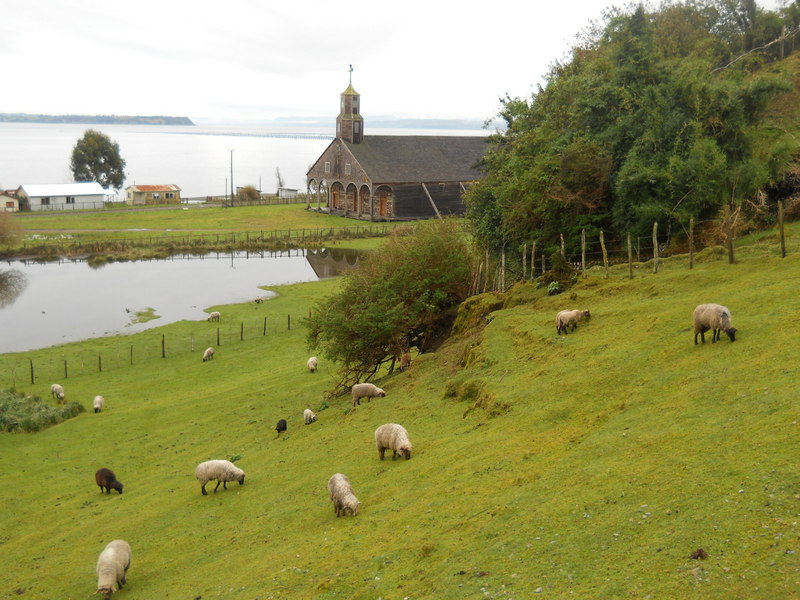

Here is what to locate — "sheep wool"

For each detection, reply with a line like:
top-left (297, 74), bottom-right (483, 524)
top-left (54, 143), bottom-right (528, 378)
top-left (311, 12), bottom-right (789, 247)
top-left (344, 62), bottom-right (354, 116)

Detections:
top-left (307, 356), bottom-right (318, 373)
top-left (95, 539), bottom-right (131, 600)
top-left (556, 309), bottom-right (591, 335)
top-left (50, 383), bottom-right (65, 402)
top-left (95, 468), bottom-right (124, 494)
top-left (351, 382), bottom-right (386, 407)
top-left (207, 311), bottom-right (221, 322)
top-left (328, 473), bottom-right (360, 517)
top-left (202, 347), bottom-right (215, 362)
top-left (93, 395), bottom-right (105, 413)
top-left (693, 303), bottom-right (736, 344)
top-left (303, 409), bottom-right (317, 424)
top-left (375, 423), bottom-right (413, 460)
top-left (195, 459), bottom-right (245, 495)
top-left (399, 352), bottom-right (412, 371)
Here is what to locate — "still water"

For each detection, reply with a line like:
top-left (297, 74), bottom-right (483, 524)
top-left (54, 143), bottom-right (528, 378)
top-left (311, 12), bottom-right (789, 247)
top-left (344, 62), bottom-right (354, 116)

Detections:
top-left (0, 248), bottom-right (359, 353)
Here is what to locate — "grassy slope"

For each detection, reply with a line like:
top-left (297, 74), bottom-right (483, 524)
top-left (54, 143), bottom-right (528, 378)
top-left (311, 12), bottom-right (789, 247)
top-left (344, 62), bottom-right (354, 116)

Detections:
top-left (1, 224), bottom-right (799, 599)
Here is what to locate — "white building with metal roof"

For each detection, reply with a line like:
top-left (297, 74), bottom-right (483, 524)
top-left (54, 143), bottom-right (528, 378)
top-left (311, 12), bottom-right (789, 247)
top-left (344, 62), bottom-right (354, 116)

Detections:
top-left (16, 182), bottom-right (111, 211)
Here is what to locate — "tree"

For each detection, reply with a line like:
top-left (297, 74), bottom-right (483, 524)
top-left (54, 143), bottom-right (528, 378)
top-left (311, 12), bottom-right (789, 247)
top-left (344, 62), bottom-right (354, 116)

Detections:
top-left (70, 129), bottom-right (126, 189)
top-left (307, 219), bottom-right (473, 392)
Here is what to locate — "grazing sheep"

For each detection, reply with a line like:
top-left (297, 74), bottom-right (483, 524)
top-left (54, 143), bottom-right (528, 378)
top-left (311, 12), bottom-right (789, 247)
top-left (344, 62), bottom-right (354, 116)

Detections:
top-left (556, 309), bottom-right (591, 335)
top-left (195, 459), bottom-right (245, 495)
top-left (303, 408), bottom-right (317, 425)
top-left (254, 297), bottom-right (264, 304)
top-left (95, 468), bottom-right (124, 494)
top-left (276, 418), bottom-right (287, 433)
top-left (95, 539), bottom-right (132, 600)
top-left (202, 347), bottom-right (215, 362)
top-left (50, 383), bottom-right (65, 403)
top-left (351, 382), bottom-right (386, 407)
top-left (693, 303), bottom-right (737, 344)
top-left (93, 395), bottom-right (105, 413)
top-left (327, 473), bottom-right (360, 517)
top-left (207, 311), bottom-right (221, 322)
top-left (375, 423), bottom-right (413, 460)
top-left (399, 351), bottom-right (412, 371)
top-left (307, 356), bottom-right (318, 373)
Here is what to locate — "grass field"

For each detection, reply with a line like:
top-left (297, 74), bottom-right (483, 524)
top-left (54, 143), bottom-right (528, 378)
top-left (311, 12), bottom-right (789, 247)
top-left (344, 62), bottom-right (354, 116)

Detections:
top-left (0, 222), bottom-right (798, 599)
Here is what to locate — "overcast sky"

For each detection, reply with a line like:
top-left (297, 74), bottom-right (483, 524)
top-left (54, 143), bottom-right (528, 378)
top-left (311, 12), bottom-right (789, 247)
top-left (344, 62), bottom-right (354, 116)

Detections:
top-left (1, 0), bottom-right (790, 123)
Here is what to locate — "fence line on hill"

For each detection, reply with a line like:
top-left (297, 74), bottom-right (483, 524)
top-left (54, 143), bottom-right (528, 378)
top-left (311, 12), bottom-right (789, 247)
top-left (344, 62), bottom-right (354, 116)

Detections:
top-left (0, 309), bottom-right (312, 390)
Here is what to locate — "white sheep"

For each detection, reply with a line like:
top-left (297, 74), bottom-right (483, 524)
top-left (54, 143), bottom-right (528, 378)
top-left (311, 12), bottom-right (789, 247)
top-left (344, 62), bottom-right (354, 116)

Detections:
top-left (195, 459), bottom-right (245, 495)
top-left (351, 382), bottom-right (386, 407)
top-left (327, 473), bottom-right (360, 517)
top-left (307, 356), bottom-right (318, 373)
top-left (50, 383), bottom-right (65, 403)
top-left (375, 423), bottom-right (413, 460)
top-left (693, 303), bottom-right (737, 344)
top-left (303, 408), bottom-right (317, 424)
top-left (95, 539), bottom-right (132, 600)
top-left (207, 311), bottom-right (221, 322)
top-left (93, 395), bottom-right (105, 413)
top-left (202, 347), bottom-right (215, 362)
top-left (556, 309), bottom-right (591, 335)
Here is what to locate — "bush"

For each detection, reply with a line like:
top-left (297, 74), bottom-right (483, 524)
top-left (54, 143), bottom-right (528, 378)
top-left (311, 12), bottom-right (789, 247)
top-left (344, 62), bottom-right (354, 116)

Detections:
top-left (547, 281), bottom-right (562, 296)
top-left (0, 389), bottom-right (85, 433)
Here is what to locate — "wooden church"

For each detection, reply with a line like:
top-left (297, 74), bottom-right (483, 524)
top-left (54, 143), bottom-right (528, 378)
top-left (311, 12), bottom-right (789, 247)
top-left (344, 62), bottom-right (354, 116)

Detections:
top-left (306, 72), bottom-right (486, 220)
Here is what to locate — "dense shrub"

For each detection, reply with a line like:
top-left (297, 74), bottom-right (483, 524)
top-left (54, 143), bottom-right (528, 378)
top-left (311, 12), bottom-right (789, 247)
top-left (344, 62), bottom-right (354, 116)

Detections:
top-left (0, 389), bottom-right (85, 433)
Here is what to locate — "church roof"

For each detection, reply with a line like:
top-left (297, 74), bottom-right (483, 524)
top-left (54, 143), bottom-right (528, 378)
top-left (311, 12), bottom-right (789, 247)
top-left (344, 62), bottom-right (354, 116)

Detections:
top-left (341, 83), bottom-right (359, 96)
top-left (344, 135), bottom-right (486, 183)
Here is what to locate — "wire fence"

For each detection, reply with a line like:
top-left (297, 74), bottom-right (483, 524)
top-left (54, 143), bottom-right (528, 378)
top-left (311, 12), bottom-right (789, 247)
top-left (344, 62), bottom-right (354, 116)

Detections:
top-left (0, 309), bottom-right (308, 389)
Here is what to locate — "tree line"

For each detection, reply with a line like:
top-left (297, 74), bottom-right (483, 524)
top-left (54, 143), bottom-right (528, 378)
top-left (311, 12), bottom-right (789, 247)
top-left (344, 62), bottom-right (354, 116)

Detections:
top-left (466, 0), bottom-right (800, 261)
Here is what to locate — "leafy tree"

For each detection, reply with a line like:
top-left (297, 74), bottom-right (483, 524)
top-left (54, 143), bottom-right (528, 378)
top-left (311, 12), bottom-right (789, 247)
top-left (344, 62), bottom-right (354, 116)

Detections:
top-left (238, 185), bottom-right (261, 202)
top-left (467, 1), bottom-right (796, 263)
top-left (307, 219), bottom-right (473, 392)
top-left (70, 129), bottom-right (126, 189)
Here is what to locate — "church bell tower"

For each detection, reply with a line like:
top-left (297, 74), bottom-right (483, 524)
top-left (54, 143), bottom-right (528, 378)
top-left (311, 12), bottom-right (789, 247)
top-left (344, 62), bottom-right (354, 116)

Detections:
top-left (336, 65), bottom-right (363, 144)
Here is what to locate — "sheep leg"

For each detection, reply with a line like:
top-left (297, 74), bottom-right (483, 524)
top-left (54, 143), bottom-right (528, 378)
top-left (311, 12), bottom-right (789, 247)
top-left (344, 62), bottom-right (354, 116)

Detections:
top-left (378, 447), bottom-right (386, 460)
top-left (392, 450), bottom-right (398, 460)
top-left (201, 483), bottom-right (208, 495)
top-left (223, 481), bottom-right (228, 490)
top-left (213, 480), bottom-right (222, 493)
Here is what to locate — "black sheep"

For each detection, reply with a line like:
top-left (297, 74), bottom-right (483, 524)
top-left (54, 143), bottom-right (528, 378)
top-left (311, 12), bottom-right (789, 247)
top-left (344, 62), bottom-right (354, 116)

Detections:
top-left (95, 468), bottom-right (124, 494)
top-left (275, 419), bottom-right (287, 434)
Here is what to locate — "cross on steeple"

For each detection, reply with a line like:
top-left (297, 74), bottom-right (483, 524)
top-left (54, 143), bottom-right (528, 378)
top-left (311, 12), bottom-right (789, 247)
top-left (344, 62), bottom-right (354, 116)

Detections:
top-left (348, 64), bottom-right (353, 85)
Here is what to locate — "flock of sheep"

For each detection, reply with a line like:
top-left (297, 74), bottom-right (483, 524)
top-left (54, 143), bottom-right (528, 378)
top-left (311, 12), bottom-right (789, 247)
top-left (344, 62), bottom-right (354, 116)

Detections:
top-left (54, 300), bottom-right (734, 597)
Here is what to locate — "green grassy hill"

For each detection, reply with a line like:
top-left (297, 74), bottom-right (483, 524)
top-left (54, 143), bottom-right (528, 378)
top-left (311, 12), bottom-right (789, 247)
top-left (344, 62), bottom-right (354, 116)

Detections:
top-left (0, 224), bottom-right (798, 599)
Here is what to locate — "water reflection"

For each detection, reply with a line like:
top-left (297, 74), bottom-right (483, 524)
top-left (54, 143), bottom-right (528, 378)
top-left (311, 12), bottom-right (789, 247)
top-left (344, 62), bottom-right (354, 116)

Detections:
top-left (0, 248), bottom-right (363, 353)
top-left (0, 269), bottom-right (27, 308)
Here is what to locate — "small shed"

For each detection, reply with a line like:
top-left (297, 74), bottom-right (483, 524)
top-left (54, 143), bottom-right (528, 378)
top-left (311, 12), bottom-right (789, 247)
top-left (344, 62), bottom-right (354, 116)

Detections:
top-left (277, 187), bottom-right (298, 199)
top-left (125, 185), bottom-right (182, 205)
top-left (17, 182), bottom-right (108, 211)
top-left (1, 190), bottom-right (19, 212)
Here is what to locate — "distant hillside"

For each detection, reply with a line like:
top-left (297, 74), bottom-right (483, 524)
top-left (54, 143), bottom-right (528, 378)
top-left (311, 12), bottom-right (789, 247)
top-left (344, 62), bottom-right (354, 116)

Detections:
top-left (0, 113), bottom-right (194, 126)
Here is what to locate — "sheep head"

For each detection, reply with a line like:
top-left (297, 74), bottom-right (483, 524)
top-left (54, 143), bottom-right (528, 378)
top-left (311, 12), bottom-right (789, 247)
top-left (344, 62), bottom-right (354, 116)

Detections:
top-left (582, 310), bottom-right (591, 319)
top-left (111, 481), bottom-right (124, 494)
top-left (237, 473), bottom-right (245, 485)
top-left (95, 586), bottom-right (114, 599)
top-left (376, 388), bottom-right (386, 397)
top-left (400, 445), bottom-right (412, 460)
top-left (725, 327), bottom-right (737, 342)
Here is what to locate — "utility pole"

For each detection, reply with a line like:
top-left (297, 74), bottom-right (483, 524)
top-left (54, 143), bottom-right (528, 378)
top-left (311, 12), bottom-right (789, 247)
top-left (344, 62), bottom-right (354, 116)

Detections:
top-left (229, 149), bottom-right (235, 200)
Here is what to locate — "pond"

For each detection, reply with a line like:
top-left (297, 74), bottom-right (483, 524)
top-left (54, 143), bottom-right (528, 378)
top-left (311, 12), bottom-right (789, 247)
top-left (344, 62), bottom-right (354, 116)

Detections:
top-left (0, 248), bottom-right (360, 353)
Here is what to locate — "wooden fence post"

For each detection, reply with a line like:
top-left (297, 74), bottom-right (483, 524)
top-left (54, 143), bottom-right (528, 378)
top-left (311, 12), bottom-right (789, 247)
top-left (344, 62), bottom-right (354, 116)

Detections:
top-left (778, 200), bottom-right (786, 258)
top-left (652, 221), bottom-right (659, 274)
top-left (288, 314), bottom-right (291, 330)
top-left (130, 345), bottom-right (134, 365)
top-left (263, 316), bottom-right (268, 336)
top-left (627, 232), bottom-right (633, 280)
top-left (541, 255), bottom-right (545, 275)
top-left (64, 360), bottom-right (68, 379)
top-left (522, 244), bottom-right (527, 280)
top-left (724, 205), bottom-right (735, 264)
top-left (98, 355), bottom-right (102, 372)
top-left (30, 359), bottom-right (34, 384)
top-left (581, 229), bottom-right (586, 274)
top-left (161, 334), bottom-right (166, 358)
top-left (560, 233), bottom-right (565, 257)
top-left (689, 216), bottom-right (694, 270)
top-left (600, 230), bottom-right (609, 278)
top-left (530, 242), bottom-right (536, 280)
top-left (240, 322), bottom-right (244, 341)
top-left (216, 328), bottom-right (220, 346)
